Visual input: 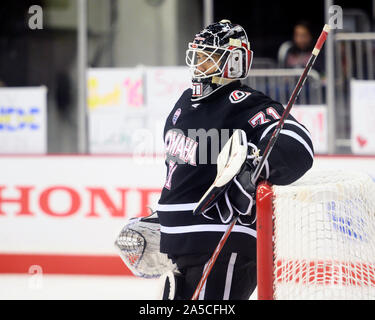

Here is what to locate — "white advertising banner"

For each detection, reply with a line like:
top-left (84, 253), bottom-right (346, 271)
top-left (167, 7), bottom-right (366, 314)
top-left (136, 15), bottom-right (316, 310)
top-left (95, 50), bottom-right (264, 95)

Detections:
top-left (350, 80), bottom-right (375, 154)
top-left (0, 156), bottom-right (165, 256)
top-left (88, 67), bottom-right (190, 155)
top-left (0, 87), bottom-right (47, 154)
top-left (313, 155), bottom-right (375, 181)
top-left (87, 68), bottom-right (145, 153)
top-left (291, 105), bottom-right (327, 154)
top-left (0, 155), bottom-right (373, 275)
top-left (145, 66), bottom-right (190, 155)
top-left (145, 66), bottom-right (190, 118)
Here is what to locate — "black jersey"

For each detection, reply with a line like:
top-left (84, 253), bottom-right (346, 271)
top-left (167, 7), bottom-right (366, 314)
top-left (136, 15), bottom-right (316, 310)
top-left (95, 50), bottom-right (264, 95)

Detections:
top-left (157, 80), bottom-right (314, 259)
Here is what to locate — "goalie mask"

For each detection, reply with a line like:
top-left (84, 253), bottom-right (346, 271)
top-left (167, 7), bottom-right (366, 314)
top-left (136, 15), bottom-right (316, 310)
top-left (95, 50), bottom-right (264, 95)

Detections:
top-left (186, 19), bottom-right (253, 101)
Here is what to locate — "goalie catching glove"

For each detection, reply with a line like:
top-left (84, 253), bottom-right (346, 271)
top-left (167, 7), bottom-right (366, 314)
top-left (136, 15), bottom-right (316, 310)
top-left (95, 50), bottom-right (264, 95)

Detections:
top-left (193, 129), bottom-right (269, 226)
top-left (114, 210), bottom-right (177, 278)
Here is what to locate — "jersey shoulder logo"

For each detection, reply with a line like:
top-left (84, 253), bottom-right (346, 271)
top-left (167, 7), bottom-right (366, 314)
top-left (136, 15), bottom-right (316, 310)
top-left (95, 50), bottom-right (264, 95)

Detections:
top-left (172, 108), bottom-right (181, 125)
top-left (229, 90), bottom-right (251, 104)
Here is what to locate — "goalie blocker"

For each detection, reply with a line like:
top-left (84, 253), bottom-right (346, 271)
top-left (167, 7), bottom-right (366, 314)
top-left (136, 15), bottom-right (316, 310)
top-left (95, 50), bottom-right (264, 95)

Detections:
top-left (193, 129), bottom-right (269, 226)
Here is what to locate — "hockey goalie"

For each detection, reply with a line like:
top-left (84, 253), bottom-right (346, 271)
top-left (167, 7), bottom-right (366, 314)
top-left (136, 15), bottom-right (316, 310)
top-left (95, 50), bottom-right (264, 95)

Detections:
top-left (115, 19), bottom-right (314, 300)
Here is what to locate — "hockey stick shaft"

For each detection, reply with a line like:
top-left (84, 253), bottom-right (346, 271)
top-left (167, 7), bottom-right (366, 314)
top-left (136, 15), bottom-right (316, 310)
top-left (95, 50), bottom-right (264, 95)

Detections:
top-left (191, 24), bottom-right (330, 301)
top-left (191, 217), bottom-right (237, 300)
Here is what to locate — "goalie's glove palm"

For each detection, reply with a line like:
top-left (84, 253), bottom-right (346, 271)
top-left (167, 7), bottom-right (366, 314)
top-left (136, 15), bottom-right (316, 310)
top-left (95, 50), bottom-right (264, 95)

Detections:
top-left (202, 161), bottom-right (257, 226)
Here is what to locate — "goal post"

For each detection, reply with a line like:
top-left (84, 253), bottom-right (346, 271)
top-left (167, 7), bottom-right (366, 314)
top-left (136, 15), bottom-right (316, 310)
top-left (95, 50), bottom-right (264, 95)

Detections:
top-left (256, 181), bottom-right (274, 300)
top-left (256, 170), bottom-right (375, 300)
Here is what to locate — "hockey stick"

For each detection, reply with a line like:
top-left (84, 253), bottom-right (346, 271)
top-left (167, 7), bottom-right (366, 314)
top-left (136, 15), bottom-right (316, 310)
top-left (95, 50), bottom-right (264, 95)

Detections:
top-left (191, 24), bottom-right (330, 300)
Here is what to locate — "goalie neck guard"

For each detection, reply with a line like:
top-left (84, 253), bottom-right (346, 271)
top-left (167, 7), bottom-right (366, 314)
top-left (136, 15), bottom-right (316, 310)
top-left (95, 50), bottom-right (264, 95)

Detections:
top-left (186, 19), bottom-right (253, 101)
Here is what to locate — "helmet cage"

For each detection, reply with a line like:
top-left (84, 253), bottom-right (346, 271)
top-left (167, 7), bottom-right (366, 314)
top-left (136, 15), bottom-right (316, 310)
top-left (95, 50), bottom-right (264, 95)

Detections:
top-left (186, 42), bottom-right (253, 81)
top-left (186, 43), bottom-right (229, 79)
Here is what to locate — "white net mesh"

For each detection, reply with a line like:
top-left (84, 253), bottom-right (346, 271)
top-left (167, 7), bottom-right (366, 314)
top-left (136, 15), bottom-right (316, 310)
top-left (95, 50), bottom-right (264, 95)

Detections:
top-left (272, 170), bottom-right (375, 299)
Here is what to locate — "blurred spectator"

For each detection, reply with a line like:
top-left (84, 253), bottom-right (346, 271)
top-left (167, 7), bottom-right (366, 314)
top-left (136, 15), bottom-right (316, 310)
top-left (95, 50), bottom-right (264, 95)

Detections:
top-left (279, 21), bottom-right (324, 75)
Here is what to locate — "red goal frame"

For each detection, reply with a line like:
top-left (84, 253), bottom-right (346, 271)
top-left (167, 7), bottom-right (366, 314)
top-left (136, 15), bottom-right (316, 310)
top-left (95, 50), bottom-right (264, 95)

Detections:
top-left (256, 181), bottom-right (274, 300)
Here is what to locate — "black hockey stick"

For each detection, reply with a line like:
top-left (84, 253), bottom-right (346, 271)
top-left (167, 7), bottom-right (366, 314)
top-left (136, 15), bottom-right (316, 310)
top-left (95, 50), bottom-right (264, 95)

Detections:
top-left (191, 24), bottom-right (330, 300)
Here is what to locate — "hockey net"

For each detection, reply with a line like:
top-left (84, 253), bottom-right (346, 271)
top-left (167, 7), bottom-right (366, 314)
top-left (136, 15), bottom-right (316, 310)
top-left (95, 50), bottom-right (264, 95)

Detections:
top-left (256, 170), bottom-right (375, 300)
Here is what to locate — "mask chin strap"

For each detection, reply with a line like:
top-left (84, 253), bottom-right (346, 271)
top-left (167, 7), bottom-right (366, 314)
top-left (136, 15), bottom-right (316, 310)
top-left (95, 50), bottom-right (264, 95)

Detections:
top-left (211, 76), bottom-right (234, 85)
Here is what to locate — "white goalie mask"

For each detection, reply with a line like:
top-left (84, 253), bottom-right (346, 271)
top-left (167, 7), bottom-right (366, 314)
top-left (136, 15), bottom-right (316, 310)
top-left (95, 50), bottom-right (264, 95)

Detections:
top-left (185, 19), bottom-right (253, 100)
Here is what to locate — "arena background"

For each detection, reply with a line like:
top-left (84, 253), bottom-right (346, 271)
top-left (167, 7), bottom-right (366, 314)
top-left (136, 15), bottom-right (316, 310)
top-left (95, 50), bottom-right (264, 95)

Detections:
top-left (0, 0), bottom-right (374, 300)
